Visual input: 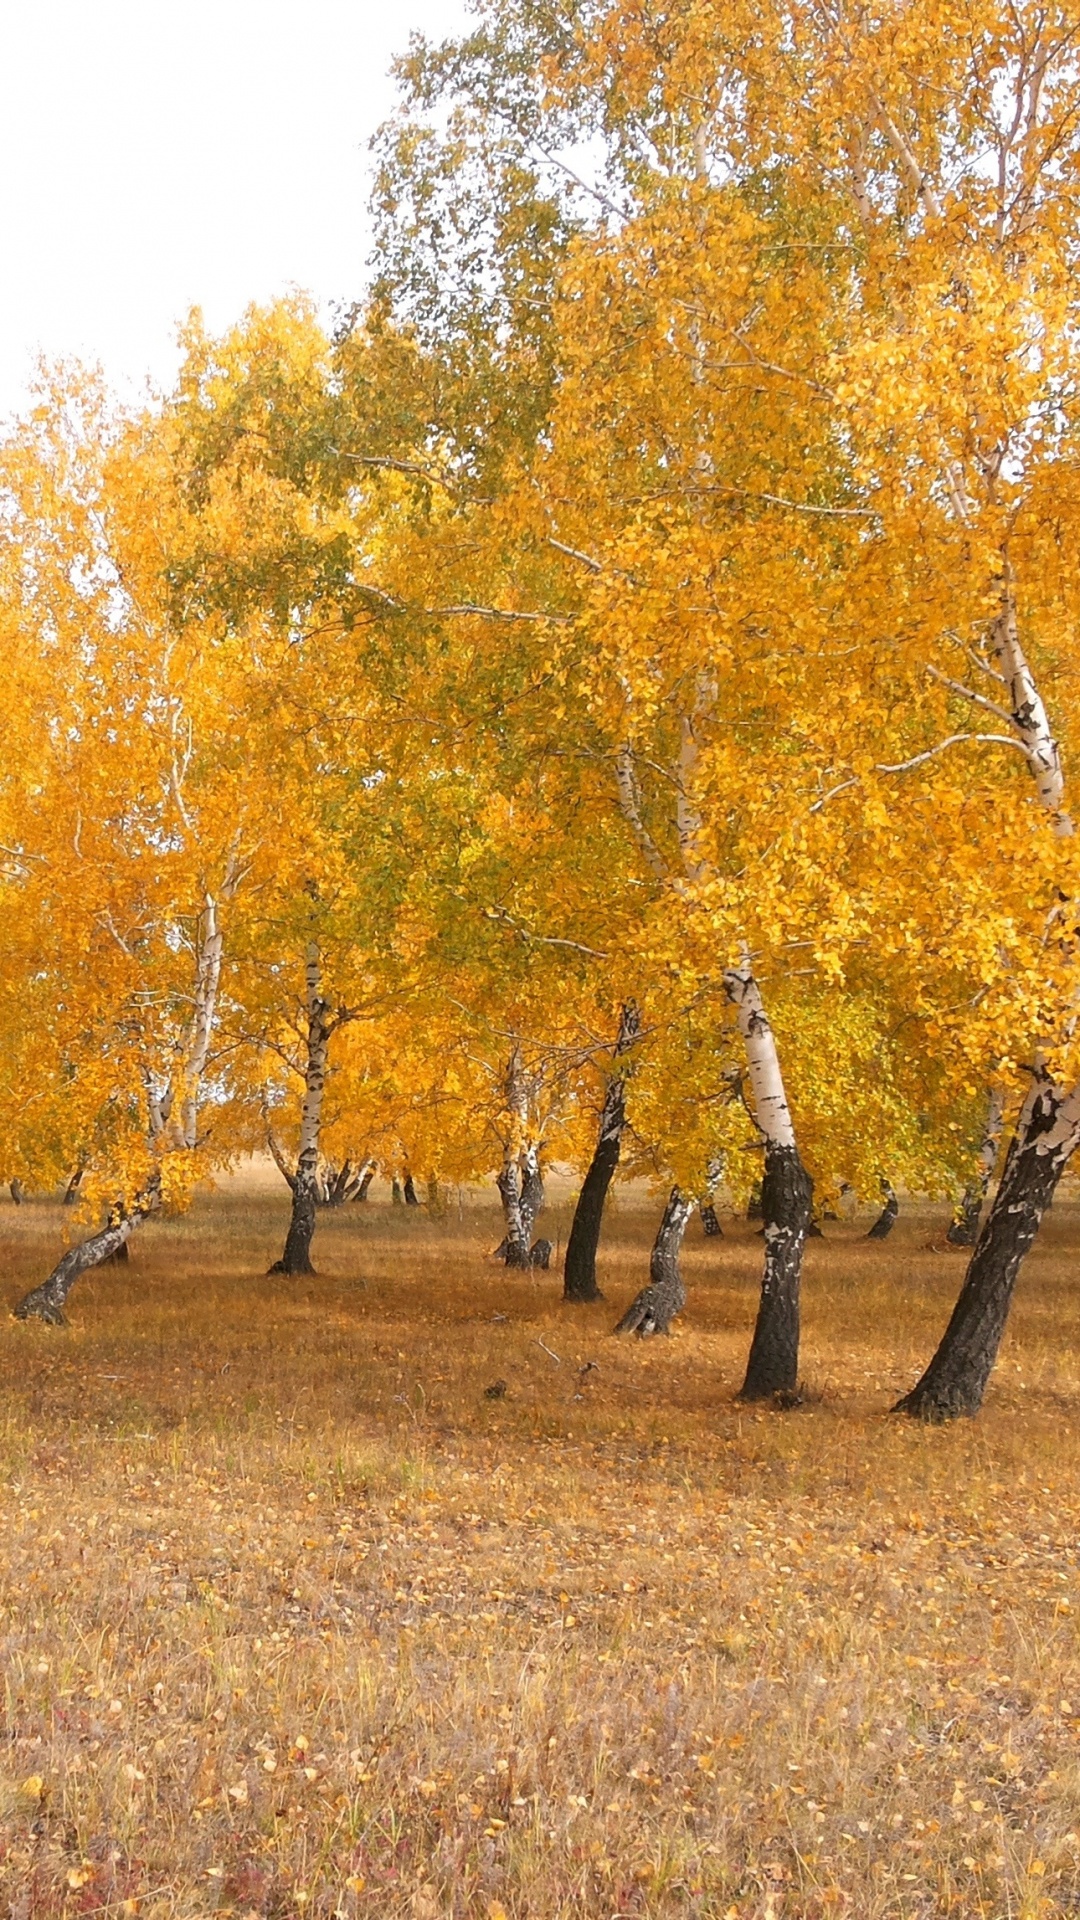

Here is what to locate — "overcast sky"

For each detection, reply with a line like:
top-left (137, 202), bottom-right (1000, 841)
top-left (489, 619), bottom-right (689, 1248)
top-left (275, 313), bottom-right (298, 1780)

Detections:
top-left (0, 0), bottom-right (470, 420)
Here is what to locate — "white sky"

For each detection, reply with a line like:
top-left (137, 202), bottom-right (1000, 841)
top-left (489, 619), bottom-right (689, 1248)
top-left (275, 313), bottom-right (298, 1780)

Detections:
top-left (0, 0), bottom-right (470, 420)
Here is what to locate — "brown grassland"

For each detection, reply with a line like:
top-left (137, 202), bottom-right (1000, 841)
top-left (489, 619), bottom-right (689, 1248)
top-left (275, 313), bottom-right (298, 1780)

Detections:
top-left (0, 1168), bottom-right (1078, 1920)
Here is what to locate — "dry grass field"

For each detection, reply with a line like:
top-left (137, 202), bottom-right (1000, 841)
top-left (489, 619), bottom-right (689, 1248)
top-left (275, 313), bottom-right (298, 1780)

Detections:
top-left (0, 1171), bottom-right (1078, 1920)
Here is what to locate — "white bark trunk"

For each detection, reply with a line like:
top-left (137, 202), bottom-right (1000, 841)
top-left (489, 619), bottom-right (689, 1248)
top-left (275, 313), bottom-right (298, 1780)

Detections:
top-left (178, 891), bottom-right (225, 1148)
top-left (991, 593), bottom-right (1072, 834)
top-left (297, 943), bottom-right (329, 1170)
top-left (722, 964), bottom-right (797, 1149)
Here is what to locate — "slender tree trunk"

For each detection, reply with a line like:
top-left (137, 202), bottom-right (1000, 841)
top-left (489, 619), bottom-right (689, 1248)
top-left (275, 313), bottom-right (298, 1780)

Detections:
top-left (499, 1047), bottom-right (532, 1269)
top-left (392, 1178), bottom-right (404, 1206)
top-left (9, 1179), bottom-right (24, 1206)
top-left (177, 892), bottom-right (226, 1149)
top-left (700, 1202), bottom-right (723, 1237)
top-left (63, 1167), bottom-right (84, 1206)
top-left (564, 1003), bottom-right (639, 1302)
top-left (946, 1088), bottom-right (1005, 1247)
top-left (403, 1174), bottom-right (420, 1206)
top-left (323, 1161), bottom-right (361, 1206)
top-left (352, 1163), bottom-right (376, 1202)
top-left (270, 946), bottom-right (330, 1277)
top-left (614, 1187), bottom-right (693, 1335)
top-left (266, 1125), bottom-right (298, 1192)
top-left (867, 1180), bottom-right (899, 1239)
top-left (725, 965), bottom-right (812, 1402)
top-left (15, 1183), bottom-right (160, 1324)
top-left (897, 1077), bottom-right (1080, 1420)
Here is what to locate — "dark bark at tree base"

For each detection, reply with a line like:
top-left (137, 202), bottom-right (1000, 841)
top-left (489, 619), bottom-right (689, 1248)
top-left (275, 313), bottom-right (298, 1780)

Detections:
top-left (272, 1175), bottom-right (318, 1275)
top-left (564, 1007), bottom-right (638, 1300)
top-left (738, 1144), bottom-right (813, 1401)
top-left (945, 1188), bottom-right (983, 1247)
top-left (14, 1187), bottom-right (158, 1324)
top-left (867, 1182), bottom-right (899, 1239)
top-left (614, 1188), bottom-right (692, 1336)
top-left (404, 1175), bottom-right (420, 1206)
top-left (322, 1161), bottom-right (364, 1206)
top-left (391, 1180), bottom-right (404, 1206)
top-left (352, 1165), bottom-right (376, 1202)
top-left (493, 1235), bottom-right (552, 1267)
top-left (564, 1130), bottom-right (619, 1300)
top-left (9, 1179), bottom-right (24, 1206)
top-left (896, 1081), bottom-right (1080, 1420)
top-left (699, 1204), bottom-right (723, 1239)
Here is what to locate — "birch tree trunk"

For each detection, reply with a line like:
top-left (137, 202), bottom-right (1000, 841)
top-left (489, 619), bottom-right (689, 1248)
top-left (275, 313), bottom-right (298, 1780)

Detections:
top-left (269, 945), bottom-right (330, 1277)
top-left (519, 1145), bottom-right (544, 1244)
top-left (564, 1003), bottom-right (640, 1303)
top-left (614, 1187), bottom-right (693, 1335)
top-left (867, 1180), bottom-right (899, 1239)
top-left (177, 892), bottom-right (225, 1149)
top-left (901, 587), bottom-right (1073, 1409)
top-left (352, 1163), bottom-right (376, 1202)
top-left (496, 1162), bottom-right (530, 1268)
top-left (14, 1183), bottom-right (160, 1325)
top-left (991, 590), bottom-right (1073, 836)
top-left (724, 966), bottom-right (813, 1401)
top-left (946, 1088), bottom-right (1004, 1247)
top-left (498, 1047), bottom-right (532, 1269)
top-left (897, 1077), bottom-right (1080, 1419)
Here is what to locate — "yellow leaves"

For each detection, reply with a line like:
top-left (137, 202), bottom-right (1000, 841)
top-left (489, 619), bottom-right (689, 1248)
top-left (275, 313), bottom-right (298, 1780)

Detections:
top-left (18, 1774), bottom-right (45, 1802)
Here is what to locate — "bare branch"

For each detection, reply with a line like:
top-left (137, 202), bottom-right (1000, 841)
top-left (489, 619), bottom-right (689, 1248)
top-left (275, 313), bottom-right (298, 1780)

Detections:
top-left (926, 663), bottom-right (1015, 725)
top-left (548, 537), bottom-right (603, 573)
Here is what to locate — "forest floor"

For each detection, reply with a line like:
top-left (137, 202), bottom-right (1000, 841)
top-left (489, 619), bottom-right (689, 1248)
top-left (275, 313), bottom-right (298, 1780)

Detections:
top-left (0, 1174), bottom-right (1078, 1920)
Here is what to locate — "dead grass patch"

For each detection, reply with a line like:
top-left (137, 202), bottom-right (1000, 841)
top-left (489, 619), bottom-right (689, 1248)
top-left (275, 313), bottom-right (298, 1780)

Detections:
top-left (0, 1178), bottom-right (1076, 1918)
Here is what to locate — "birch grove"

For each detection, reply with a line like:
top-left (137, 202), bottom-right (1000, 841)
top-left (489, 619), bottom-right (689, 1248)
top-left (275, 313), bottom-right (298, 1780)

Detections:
top-left (0, 0), bottom-right (1079, 1424)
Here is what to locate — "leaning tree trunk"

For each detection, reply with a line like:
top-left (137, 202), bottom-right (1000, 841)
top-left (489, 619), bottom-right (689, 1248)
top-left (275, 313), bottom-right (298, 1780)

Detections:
top-left (897, 1077), bottom-right (1080, 1420)
top-left (15, 1184), bottom-right (159, 1325)
top-left (725, 965), bottom-right (813, 1402)
top-left (352, 1163), bottom-right (376, 1202)
top-left (269, 946), bottom-right (331, 1277)
top-left (946, 1088), bottom-right (1005, 1247)
top-left (564, 1002), bottom-right (639, 1303)
top-left (867, 1180), bottom-right (899, 1239)
top-left (614, 1187), bottom-right (693, 1335)
top-left (63, 1166), bottom-right (84, 1206)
